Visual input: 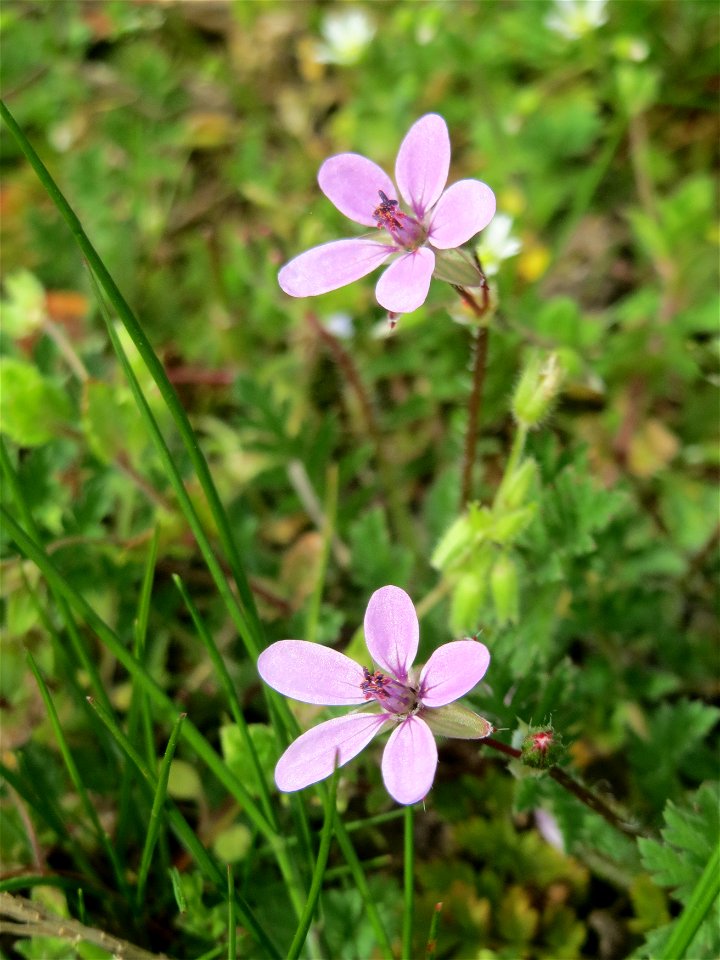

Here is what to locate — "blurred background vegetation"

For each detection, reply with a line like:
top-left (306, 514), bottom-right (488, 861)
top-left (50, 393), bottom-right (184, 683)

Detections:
top-left (1, 1), bottom-right (718, 958)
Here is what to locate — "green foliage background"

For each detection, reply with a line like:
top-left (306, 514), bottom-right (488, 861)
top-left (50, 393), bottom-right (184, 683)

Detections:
top-left (1, 1), bottom-right (718, 958)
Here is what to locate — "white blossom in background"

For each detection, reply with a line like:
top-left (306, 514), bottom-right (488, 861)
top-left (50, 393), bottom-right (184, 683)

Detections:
top-left (313, 8), bottom-right (376, 66)
top-left (323, 312), bottom-right (355, 339)
top-left (475, 214), bottom-right (522, 277)
top-left (545, 0), bottom-right (609, 40)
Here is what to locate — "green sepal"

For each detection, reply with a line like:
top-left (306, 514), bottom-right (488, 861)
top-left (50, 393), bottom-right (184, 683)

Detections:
top-left (424, 703), bottom-right (493, 740)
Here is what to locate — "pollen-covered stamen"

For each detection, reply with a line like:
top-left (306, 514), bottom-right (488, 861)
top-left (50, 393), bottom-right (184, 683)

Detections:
top-left (360, 666), bottom-right (418, 715)
top-left (372, 190), bottom-right (426, 250)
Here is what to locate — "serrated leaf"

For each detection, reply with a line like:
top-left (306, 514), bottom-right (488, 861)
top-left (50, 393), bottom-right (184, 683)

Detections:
top-left (348, 506), bottom-right (413, 593)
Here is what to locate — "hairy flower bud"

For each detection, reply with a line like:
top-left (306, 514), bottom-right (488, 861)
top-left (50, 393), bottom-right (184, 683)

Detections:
top-left (520, 726), bottom-right (564, 769)
top-left (512, 351), bottom-right (564, 427)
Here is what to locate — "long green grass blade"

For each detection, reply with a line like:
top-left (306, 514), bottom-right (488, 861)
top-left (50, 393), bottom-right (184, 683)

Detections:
top-left (660, 842), bottom-right (720, 960)
top-left (135, 711), bottom-right (186, 908)
top-left (0, 99), bottom-right (261, 647)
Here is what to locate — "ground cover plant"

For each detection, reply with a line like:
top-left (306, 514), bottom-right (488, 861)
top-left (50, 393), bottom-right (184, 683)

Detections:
top-left (0, 1), bottom-right (718, 958)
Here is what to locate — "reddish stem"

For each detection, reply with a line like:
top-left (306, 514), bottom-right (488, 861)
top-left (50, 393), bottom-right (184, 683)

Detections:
top-left (455, 281), bottom-right (491, 508)
top-left (483, 738), bottom-right (645, 838)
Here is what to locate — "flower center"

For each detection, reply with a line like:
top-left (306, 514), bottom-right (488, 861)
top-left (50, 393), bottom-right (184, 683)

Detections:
top-left (372, 190), bottom-right (425, 251)
top-left (360, 666), bottom-right (418, 715)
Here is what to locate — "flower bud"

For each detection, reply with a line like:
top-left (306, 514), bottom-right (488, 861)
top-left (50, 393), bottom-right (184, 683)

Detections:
top-left (490, 553), bottom-right (519, 625)
top-left (520, 726), bottom-right (564, 769)
top-left (512, 351), bottom-right (563, 427)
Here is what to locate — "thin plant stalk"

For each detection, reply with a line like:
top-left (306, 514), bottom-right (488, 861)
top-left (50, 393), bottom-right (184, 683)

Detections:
top-left (402, 804), bottom-right (415, 960)
top-left (287, 764), bottom-right (339, 960)
top-left (460, 323), bottom-right (490, 507)
top-left (135, 712), bottom-right (187, 909)
top-left (227, 866), bottom-right (237, 960)
top-left (425, 901), bottom-right (444, 960)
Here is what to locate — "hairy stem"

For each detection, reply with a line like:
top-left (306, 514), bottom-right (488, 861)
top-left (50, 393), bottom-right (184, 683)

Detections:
top-left (455, 281), bottom-right (491, 508)
top-left (307, 311), bottom-right (414, 548)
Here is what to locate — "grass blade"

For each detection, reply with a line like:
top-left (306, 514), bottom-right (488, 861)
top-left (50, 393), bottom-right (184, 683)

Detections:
top-left (26, 652), bottom-right (129, 898)
top-left (0, 100), bottom-right (261, 647)
top-left (86, 697), bottom-right (282, 960)
top-left (135, 711), bottom-right (186, 909)
top-left (660, 842), bottom-right (720, 960)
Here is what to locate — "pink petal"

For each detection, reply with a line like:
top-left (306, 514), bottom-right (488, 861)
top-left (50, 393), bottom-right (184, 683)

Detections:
top-left (318, 154), bottom-right (396, 227)
top-left (395, 114), bottom-right (450, 219)
top-left (419, 640), bottom-right (490, 708)
top-left (258, 640), bottom-right (366, 705)
top-left (375, 248), bottom-right (435, 314)
top-left (427, 179), bottom-right (496, 249)
top-left (275, 713), bottom-right (388, 792)
top-left (381, 716), bottom-right (438, 805)
top-left (278, 239), bottom-right (394, 298)
top-left (363, 585), bottom-right (419, 682)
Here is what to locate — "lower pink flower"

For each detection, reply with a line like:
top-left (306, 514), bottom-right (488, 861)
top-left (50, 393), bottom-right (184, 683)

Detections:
top-left (257, 585), bottom-right (492, 805)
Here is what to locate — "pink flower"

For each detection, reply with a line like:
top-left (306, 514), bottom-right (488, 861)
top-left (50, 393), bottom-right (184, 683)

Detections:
top-left (257, 585), bottom-right (492, 805)
top-left (278, 114), bottom-right (496, 315)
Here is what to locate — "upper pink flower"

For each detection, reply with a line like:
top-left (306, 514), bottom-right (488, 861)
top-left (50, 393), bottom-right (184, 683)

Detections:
top-left (278, 114), bottom-right (496, 315)
top-left (257, 585), bottom-right (492, 805)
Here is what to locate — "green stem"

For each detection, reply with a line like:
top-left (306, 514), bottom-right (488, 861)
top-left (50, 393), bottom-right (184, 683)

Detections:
top-left (402, 804), bottom-right (415, 960)
top-left (287, 766), bottom-right (339, 960)
top-left (493, 423), bottom-right (528, 509)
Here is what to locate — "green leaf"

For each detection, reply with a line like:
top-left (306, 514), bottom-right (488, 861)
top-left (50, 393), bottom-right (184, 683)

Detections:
top-left (348, 506), bottom-right (413, 593)
top-left (0, 357), bottom-right (73, 446)
top-left (1, 270), bottom-right (46, 339)
top-left (220, 723), bottom-right (276, 800)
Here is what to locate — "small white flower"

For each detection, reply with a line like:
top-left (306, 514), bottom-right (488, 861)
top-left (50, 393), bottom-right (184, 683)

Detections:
top-left (475, 214), bottom-right (522, 277)
top-left (313, 8), bottom-right (376, 66)
top-left (323, 312), bottom-right (355, 339)
top-left (545, 0), bottom-right (608, 40)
